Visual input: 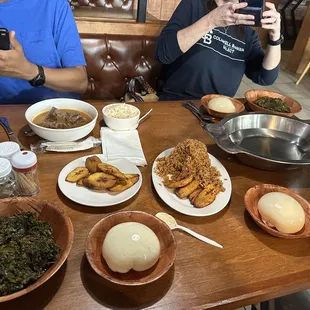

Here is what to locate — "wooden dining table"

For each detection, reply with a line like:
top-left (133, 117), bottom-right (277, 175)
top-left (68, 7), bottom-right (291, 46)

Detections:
top-left (1, 101), bottom-right (310, 310)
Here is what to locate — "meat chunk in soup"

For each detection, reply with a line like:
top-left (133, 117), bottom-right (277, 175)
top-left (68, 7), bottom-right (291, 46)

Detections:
top-left (38, 107), bottom-right (90, 129)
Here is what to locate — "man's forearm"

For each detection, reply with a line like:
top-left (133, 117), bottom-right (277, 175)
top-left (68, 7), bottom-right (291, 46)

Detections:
top-left (23, 63), bottom-right (88, 93)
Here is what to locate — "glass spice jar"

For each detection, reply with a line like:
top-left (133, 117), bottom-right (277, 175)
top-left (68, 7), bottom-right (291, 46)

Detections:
top-left (11, 151), bottom-right (40, 196)
top-left (0, 158), bottom-right (17, 199)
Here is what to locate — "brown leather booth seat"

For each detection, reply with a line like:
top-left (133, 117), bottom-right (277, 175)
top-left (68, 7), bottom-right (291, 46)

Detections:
top-left (80, 34), bottom-right (162, 100)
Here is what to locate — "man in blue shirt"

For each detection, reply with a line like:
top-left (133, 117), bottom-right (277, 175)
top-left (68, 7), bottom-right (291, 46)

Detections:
top-left (0, 0), bottom-right (88, 104)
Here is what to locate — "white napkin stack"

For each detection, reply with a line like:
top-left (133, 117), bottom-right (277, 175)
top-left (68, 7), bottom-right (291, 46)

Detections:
top-left (100, 127), bottom-right (147, 166)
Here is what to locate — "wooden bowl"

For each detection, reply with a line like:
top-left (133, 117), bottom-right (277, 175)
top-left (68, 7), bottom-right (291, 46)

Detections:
top-left (0, 197), bottom-right (74, 302)
top-left (245, 90), bottom-right (302, 117)
top-left (201, 94), bottom-right (245, 119)
top-left (86, 211), bottom-right (177, 286)
top-left (244, 184), bottom-right (310, 239)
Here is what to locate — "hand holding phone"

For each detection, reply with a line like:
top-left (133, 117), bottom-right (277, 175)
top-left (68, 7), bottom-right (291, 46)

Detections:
top-left (238, 0), bottom-right (265, 27)
top-left (0, 28), bottom-right (10, 50)
top-left (261, 2), bottom-right (282, 39)
top-left (207, 2), bottom-right (256, 28)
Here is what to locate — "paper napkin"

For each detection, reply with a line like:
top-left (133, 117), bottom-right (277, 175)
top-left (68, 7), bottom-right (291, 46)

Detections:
top-left (100, 127), bottom-right (147, 166)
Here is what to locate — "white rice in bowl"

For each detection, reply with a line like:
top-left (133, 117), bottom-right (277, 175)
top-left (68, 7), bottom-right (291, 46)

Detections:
top-left (104, 104), bottom-right (139, 119)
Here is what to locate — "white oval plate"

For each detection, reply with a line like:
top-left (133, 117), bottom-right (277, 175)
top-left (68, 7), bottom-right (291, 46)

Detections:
top-left (152, 148), bottom-right (232, 217)
top-left (58, 155), bottom-right (142, 207)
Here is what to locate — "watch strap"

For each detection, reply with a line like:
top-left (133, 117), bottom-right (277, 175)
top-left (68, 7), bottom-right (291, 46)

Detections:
top-left (268, 34), bottom-right (284, 46)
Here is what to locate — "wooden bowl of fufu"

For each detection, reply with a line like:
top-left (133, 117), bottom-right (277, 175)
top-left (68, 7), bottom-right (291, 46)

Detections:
top-left (201, 94), bottom-right (245, 119)
top-left (86, 211), bottom-right (177, 285)
top-left (244, 184), bottom-right (310, 239)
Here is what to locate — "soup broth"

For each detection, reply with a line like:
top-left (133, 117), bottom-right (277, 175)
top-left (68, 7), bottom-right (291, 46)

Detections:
top-left (33, 108), bottom-right (92, 129)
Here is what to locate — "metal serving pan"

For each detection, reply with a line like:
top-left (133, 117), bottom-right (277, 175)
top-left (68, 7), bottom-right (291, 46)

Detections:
top-left (205, 113), bottom-right (310, 170)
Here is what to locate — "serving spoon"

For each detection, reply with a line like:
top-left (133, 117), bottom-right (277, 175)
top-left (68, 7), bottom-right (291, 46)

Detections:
top-left (156, 212), bottom-right (223, 249)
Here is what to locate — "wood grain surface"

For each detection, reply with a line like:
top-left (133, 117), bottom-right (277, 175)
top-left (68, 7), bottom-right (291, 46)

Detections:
top-left (76, 19), bottom-right (165, 36)
top-left (0, 101), bottom-right (310, 310)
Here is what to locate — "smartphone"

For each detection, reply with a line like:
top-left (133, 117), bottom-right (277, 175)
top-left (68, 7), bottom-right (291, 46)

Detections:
top-left (0, 28), bottom-right (10, 50)
top-left (238, 0), bottom-right (265, 27)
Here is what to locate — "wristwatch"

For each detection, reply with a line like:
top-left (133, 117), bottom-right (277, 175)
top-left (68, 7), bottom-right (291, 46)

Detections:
top-left (28, 65), bottom-right (45, 87)
top-left (268, 34), bottom-right (284, 46)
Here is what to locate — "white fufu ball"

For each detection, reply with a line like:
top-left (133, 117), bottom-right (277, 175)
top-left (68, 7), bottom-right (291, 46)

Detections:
top-left (208, 97), bottom-right (236, 113)
top-left (102, 222), bottom-right (161, 273)
top-left (258, 192), bottom-right (305, 234)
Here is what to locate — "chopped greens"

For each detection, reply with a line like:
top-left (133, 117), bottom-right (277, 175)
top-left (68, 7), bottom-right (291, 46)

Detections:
top-left (0, 212), bottom-right (59, 296)
top-left (254, 97), bottom-right (291, 113)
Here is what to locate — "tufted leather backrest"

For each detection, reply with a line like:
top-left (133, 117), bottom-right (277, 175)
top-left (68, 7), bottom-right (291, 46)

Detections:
top-left (80, 34), bottom-right (162, 100)
top-left (69, 0), bottom-right (133, 11)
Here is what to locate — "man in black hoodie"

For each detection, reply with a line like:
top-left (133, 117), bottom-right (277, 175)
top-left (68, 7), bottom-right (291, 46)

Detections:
top-left (156, 0), bottom-right (281, 100)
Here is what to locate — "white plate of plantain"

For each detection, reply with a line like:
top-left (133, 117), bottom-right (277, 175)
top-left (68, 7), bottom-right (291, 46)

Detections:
top-left (152, 148), bottom-right (231, 217)
top-left (58, 154), bottom-right (142, 207)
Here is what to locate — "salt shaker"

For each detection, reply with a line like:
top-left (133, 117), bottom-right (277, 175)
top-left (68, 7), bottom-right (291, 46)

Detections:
top-left (0, 158), bottom-right (17, 198)
top-left (11, 151), bottom-right (40, 196)
top-left (0, 141), bottom-right (20, 162)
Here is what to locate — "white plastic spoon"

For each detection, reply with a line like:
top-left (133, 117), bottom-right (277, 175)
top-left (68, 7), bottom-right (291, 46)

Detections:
top-left (156, 212), bottom-right (223, 249)
top-left (138, 108), bottom-right (153, 123)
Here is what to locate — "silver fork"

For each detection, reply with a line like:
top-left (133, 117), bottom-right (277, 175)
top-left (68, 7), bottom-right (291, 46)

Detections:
top-left (181, 102), bottom-right (206, 127)
top-left (181, 101), bottom-right (216, 121)
top-left (181, 102), bottom-right (215, 127)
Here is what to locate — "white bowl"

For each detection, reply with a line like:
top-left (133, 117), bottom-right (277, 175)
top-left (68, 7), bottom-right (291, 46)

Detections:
top-left (25, 98), bottom-right (98, 142)
top-left (102, 104), bottom-right (140, 131)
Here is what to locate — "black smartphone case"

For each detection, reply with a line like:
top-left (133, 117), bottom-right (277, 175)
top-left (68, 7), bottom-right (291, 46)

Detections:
top-left (0, 28), bottom-right (10, 50)
top-left (238, 7), bottom-right (263, 27)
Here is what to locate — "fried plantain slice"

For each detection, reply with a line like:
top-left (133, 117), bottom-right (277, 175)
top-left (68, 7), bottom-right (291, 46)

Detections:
top-left (204, 183), bottom-right (215, 193)
top-left (83, 172), bottom-right (117, 190)
top-left (76, 175), bottom-right (89, 186)
top-left (164, 175), bottom-right (193, 189)
top-left (189, 186), bottom-right (203, 202)
top-left (108, 176), bottom-right (139, 192)
top-left (176, 180), bottom-right (200, 199)
top-left (124, 173), bottom-right (140, 180)
top-left (77, 179), bottom-right (84, 186)
top-left (85, 156), bottom-right (102, 173)
top-left (193, 184), bottom-right (216, 208)
top-left (66, 167), bottom-right (89, 183)
top-left (98, 163), bottom-right (126, 180)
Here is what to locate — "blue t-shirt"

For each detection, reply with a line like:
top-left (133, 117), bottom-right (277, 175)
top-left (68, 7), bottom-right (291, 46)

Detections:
top-left (0, 0), bottom-right (86, 104)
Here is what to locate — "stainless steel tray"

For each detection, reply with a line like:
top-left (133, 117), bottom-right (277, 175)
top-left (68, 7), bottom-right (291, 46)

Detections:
top-left (205, 113), bottom-right (310, 170)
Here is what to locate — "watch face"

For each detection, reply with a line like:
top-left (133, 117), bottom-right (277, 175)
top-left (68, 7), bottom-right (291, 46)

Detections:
top-left (34, 77), bottom-right (45, 87)
top-left (29, 65), bottom-right (45, 87)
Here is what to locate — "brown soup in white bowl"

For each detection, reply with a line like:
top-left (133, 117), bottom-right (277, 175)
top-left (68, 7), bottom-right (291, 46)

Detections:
top-left (33, 108), bottom-right (92, 129)
top-left (25, 98), bottom-right (98, 142)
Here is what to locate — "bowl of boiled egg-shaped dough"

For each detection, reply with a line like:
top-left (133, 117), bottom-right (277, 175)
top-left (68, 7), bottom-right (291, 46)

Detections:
top-left (244, 184), bottom-right (310, 238)
top-left (86, 211), bottom-right (177, 285)
top-left (201, 94), bottom-right (245, 119)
